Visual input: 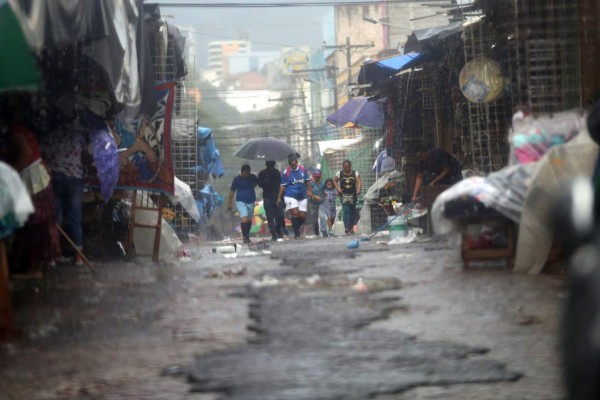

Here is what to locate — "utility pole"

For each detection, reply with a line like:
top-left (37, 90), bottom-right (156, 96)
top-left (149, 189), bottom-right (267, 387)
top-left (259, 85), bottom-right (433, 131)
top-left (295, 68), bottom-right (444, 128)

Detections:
top-left (322, 36), bottom-right (374, 87)
top-left (293, 64), bottom-right (339, 110)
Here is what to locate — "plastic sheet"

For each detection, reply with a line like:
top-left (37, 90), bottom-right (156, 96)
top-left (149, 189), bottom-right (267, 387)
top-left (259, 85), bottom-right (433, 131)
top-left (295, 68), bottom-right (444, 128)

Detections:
top-left (515, 129), bottom-right (599, 274)
top-left (509, 110), bottom-right (586, 164)
top-left (91, 126), bottom-right (120, 202)
top-left (133, 191), bottom-right (183, 260)
top-left (168, 177), bottom-right (200, 223)
top-left (0, 161), bottom-right (34, 238)
top-left (431, 163), bottom-right (534, 233)
top-left (357, 170), bottom-right (404, 234)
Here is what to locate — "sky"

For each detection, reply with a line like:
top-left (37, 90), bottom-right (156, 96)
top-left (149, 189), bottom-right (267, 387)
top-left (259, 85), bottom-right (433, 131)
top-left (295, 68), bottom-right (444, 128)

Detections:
top-left (153, 0), bottom-right (334, 69)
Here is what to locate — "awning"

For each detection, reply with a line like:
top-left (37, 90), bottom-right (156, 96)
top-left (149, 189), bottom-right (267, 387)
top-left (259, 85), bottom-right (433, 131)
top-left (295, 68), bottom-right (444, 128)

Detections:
top-left (358, 52), bottom-right (430, 85)
top-left (405, 17), bottom-right (484, 54)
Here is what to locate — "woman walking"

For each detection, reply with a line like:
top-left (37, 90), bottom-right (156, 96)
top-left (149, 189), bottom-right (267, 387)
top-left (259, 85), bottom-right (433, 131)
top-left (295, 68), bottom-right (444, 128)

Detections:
top-left (334, 159), bottom-right (362, 235)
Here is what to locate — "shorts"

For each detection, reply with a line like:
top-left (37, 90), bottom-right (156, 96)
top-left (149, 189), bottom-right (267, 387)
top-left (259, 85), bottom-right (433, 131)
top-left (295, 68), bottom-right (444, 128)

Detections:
top-left (236, 201), bottom-right (255, 219)
top-left (284, 196), bottom-right (307, 212)
top-left (324, 205), bottom-right (336, 219)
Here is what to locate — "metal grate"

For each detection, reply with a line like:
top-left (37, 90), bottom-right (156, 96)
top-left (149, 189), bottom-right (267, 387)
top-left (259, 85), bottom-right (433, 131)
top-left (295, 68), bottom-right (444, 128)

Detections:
top-left (152, 29), bottom-right (200, 239)
top-left (514, 0), bottom-right (580, 113)
top-left (462, 20), bottom-right (513, 174)
top-left (421, 64), bottom-right (439, 110)
top-left (578, 0), bottom-right (600, 107)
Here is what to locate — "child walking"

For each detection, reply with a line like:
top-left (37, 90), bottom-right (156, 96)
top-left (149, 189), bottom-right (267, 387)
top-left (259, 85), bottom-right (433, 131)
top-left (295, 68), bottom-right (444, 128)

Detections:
top-left (322, 178), bottom-right (337, 236)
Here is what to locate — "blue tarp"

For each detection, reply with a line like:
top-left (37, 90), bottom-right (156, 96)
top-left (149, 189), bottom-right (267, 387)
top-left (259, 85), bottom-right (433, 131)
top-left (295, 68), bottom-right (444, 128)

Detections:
top-left (358, 52), bottom-right (429, 85)
top-left (197, 126), bottom-right (212, 140)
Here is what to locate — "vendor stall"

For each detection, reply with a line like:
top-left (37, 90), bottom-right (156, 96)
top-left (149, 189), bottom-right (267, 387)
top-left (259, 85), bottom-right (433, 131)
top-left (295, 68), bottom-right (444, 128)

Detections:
top-left (431, 109), bottom-right (592, 271)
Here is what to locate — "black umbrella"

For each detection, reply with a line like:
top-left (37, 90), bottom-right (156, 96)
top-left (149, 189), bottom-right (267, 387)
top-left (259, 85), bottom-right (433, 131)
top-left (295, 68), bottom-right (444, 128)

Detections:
top-left (234, 137), bottom-right (299, 162)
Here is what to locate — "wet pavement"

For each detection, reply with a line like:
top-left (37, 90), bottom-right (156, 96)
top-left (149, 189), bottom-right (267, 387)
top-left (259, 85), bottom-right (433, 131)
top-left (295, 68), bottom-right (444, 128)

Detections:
top-left (0, 234), bottom-right (566, 399)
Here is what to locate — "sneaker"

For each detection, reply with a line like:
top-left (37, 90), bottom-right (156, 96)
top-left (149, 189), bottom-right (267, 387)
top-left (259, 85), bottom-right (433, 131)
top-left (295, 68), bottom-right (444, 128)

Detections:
top-left (322, 231), bottom-right (328, 238)
top-left (276, 238), bottom-right (284, 242)
top-left (294, 235), bottom-right (301, 240)
top-left (243, 238), bottom-right (251, 244)
top-left (271, 236), bottom-right (278, 242)
top-left (74, 255), bottom-right (84, 266)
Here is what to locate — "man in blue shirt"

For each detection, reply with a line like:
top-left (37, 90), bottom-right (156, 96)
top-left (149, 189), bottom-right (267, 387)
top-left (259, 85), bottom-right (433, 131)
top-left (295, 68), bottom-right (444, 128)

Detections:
top-left (227, 164), bottom-right (258, 243)
top-left (277, 153), bottom-right (313, 239)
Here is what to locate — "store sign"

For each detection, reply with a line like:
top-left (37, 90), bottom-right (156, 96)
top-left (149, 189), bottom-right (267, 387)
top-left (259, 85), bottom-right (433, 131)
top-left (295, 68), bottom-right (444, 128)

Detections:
top-left (282, 47), bottom-right (311, 75)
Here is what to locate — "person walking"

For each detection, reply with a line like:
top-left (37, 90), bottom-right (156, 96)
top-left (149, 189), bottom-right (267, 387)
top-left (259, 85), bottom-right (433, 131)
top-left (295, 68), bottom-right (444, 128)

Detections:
top-left (334, 159), bottom-right (362, 235)
top-left (277, 153), bottom-right (312, 240)
top-left (322, 178), bottom-right (338, 236)
top-left (227, 164), bottom-right (258, 244)
top-left (308, 169), bottom-right (327, 237)
top-left (257, 161), bottom-right (285, 241)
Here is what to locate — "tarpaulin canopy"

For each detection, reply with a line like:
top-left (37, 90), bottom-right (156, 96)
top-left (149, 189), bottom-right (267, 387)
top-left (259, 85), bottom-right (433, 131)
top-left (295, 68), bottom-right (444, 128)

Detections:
top-left (358, 52), bottom-right (429, 85)
top-left (9, 0), bottom-right (155, 115)
top-left (405, 17), bottom-right (484, 54)
top-left (0, 0), bottom-right (40, 93)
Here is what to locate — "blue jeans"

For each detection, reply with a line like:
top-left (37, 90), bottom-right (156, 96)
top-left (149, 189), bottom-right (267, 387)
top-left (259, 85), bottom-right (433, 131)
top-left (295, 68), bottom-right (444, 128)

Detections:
top-left (341, 193), bottom-right (358, 231)
top-left (342, 203), bottom-right (357, 231)
top-left (52, 173), bottom-right (84, 248)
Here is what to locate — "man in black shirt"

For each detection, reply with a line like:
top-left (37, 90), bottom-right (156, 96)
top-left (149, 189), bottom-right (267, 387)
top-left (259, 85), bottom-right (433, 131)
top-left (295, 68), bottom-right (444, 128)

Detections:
top-left (258, 161), bottom-right (285, 241)
top-left (411, 147), bottom-right (463, 203)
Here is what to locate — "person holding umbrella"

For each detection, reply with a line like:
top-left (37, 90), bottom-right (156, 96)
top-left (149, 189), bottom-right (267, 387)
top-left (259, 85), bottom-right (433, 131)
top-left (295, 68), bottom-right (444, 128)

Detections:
top-left (277, 153), bottom-right (313, 240)
top-left (227, 164), bottom-right (258, 244)
top-left (257, 161), bottom-right (285, 241)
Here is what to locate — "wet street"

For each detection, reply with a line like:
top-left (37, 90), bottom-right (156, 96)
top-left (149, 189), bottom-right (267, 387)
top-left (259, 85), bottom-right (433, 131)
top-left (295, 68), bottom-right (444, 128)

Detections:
top-left (0, 235), bottom-right (565, 400)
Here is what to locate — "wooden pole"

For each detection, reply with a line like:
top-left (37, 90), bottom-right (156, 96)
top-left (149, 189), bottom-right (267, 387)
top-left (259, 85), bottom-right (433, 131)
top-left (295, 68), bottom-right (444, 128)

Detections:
top-left (0, 240), bottom-right (14, 332)
top-left (55, 224), bottom-right (95, 274)
top-left (153, 195), bottom-right (164, 263)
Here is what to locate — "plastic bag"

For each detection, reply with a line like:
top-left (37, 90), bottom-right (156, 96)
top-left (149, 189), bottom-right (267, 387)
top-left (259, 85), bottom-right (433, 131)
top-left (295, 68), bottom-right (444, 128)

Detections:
top-left (509, 109), bottom-right (586, 165)
top-left (0, 161), bottom-right (34, 238)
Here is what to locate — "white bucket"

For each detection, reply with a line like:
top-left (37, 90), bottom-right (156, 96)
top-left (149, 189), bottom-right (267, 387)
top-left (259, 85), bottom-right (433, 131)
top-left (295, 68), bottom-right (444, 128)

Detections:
top-left (388, 215), bottom-right (408, 239)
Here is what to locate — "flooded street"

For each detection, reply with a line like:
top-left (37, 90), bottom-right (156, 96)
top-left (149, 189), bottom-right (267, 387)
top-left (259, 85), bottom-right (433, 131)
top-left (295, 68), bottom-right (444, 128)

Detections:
top-left (0, 236), bottom-right (565, 399)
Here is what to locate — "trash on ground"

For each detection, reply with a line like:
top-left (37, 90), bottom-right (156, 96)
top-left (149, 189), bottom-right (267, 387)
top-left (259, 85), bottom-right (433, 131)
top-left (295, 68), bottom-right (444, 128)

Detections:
top-left (387, 228), bottom-right (422, 245)
top-left (352, 277), bottom-right (368, 293)
top-left (251, 274), bottom-right (279, 288)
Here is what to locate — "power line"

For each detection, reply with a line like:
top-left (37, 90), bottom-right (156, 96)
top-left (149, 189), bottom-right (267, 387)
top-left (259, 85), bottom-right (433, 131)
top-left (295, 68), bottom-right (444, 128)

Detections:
top-left (188, 30), bottom-right (322, 50)
top-left (197, 87), bottom-right (335, 93)
top-left (154, 0), bottom-right (449, 8)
